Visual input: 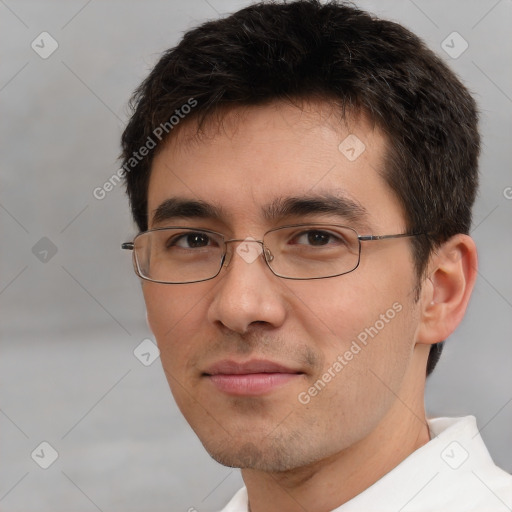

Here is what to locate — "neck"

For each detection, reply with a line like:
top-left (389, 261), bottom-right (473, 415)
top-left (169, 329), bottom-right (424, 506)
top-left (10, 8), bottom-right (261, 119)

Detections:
top-left (242, 349), bottom-right (431, 512)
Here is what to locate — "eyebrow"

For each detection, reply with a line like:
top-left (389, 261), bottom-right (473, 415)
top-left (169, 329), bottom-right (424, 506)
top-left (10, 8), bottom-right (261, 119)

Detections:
top-left (263, 194), bottom-right (370, 227)
top-left (150, 193), bottom-right (370, 229)
top-left (151, 198), bottom-right (225, 226)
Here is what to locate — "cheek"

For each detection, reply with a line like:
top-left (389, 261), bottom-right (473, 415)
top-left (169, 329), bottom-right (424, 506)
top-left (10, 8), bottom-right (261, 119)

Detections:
top-left (143, 283), bottom-right (176, 337)
top-left (294, 280), bottom-right (417, 441)
top-left (142, 283), bottom-right (207, 369)
top-left (290, 270), bottom-right (406, 344)
top-left (292, 262), bottom-right (418, 385)
top-left (143, 283), bottom-right (215, 418)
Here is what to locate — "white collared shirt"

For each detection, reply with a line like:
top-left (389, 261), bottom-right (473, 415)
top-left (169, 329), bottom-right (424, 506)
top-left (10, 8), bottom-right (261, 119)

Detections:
top-left (219, 416), bottom-right (512, 511)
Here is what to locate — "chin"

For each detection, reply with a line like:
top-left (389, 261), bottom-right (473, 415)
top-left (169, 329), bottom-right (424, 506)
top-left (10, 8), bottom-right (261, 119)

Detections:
top-left (207, 442), bottom-right (297, 471)
top-left (201, 431), bottom-right (331, 473)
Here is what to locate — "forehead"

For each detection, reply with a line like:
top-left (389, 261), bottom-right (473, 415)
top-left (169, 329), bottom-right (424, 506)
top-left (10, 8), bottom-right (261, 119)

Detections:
top-left (147, 101), bottom-right (405, 232)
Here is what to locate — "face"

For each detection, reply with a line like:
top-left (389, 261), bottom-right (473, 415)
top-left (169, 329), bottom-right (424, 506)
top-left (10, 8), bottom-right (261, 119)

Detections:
top-left (143, 101), bottom-right (423, 472)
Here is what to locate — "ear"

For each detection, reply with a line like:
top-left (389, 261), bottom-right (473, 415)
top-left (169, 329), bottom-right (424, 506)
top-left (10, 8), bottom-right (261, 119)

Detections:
top-left (415, 234), bottom-right (478, 345)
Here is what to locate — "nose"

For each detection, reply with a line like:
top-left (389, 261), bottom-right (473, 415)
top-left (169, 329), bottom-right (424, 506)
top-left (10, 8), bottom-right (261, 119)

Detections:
top-left (207, 239), bottom-right (287, 334)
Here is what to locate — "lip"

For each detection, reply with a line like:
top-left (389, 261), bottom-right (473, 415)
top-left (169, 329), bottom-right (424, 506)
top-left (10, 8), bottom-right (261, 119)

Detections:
top-left (203, 359), bottom-right (304, 396)
top-left (204, 359), bottom-right (300, 375)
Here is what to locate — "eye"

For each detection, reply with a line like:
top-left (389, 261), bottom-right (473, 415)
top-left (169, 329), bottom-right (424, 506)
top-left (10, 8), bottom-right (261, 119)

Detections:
top-left (291, 229), bottom-right (346, 247)
top-left (167, 232), bottom-right (214, 249)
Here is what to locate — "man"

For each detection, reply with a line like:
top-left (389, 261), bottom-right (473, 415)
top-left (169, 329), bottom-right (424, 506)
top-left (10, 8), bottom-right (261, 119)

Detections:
top-left (120, 1), bottom-right (512, 510)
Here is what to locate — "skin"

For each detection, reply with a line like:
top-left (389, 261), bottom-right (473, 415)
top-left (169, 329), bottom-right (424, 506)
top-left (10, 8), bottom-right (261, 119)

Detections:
top-left (142, 100), bottom-right (477, 512)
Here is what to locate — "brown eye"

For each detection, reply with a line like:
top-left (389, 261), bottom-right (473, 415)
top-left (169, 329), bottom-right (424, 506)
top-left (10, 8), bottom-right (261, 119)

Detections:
top-left (167, 232), bottom-right (212, 249)
top-left (291, 230), bottom-right (346, 247)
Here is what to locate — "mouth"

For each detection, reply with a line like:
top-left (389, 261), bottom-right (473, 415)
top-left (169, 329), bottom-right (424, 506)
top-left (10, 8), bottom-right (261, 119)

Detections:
top-left (202, 359), bottom-right (304, 396)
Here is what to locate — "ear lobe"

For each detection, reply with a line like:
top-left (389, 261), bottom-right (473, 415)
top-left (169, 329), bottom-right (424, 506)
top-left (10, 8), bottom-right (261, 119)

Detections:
top-left (415, 234), bottom-right (478, 345)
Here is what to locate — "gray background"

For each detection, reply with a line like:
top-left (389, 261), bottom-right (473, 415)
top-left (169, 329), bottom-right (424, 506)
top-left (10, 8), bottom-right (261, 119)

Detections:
top-left (1, 0), bottom-right (511, 511)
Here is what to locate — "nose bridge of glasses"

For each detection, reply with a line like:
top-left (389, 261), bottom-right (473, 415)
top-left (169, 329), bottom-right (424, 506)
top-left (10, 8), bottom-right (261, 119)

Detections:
top-left (222, 238), bottom-right (273, 267)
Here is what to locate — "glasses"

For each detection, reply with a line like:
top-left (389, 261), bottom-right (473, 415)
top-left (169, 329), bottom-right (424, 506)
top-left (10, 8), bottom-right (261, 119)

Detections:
top-left (121, 224), bottom-right (426, 284)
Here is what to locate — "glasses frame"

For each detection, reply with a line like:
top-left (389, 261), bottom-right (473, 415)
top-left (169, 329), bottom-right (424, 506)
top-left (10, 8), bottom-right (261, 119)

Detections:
top-left (121, 224), bottom-right (428, 284)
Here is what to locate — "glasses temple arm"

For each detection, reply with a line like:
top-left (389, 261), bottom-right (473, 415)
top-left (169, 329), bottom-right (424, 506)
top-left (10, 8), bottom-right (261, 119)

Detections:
top-left (358, 233), bottom-right (428, 241)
